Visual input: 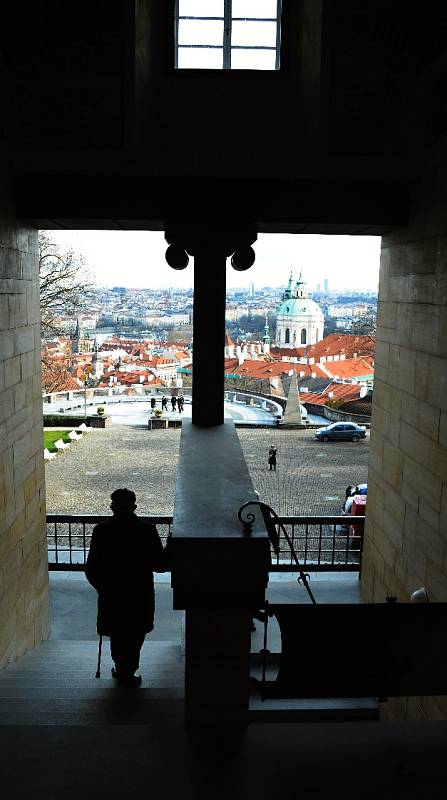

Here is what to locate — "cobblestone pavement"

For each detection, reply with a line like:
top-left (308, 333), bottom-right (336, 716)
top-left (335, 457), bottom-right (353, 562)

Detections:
top-left (45, 426), bottom-right (181, 516)
top-left (237, 428), bottom-right (369, 515)
top-left (45, 425), bottom-right (369, 517)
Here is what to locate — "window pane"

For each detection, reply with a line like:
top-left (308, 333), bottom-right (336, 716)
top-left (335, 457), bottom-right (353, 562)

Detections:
top-left (231, 48), bottom-right (277, 69)
top-left (178, 19), bottom-right (224, 46)
top-left (179, 0), bottom-right (224, 17)
top-left (232, 20), bottom-right (277, 47)
top-left (232, 0), bottom-right (278, 18)
top-left (178, 47), bottom-right (224, 69)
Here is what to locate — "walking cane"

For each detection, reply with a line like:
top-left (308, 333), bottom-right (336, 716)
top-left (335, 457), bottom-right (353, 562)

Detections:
top-left (95, 635), bottom-right (103, 678)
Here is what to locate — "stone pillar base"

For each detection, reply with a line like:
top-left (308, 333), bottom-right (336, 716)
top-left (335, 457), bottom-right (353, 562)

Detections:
top-left (185, 609), bottom-right (252, 728)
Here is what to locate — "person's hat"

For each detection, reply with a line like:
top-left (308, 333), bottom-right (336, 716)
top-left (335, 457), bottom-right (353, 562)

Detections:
top-left (110, 488), bottom-right (136, 504)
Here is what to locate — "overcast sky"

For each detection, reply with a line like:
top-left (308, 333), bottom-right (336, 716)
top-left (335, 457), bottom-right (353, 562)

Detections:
top-left (47, 230), bottom-right (382, 292)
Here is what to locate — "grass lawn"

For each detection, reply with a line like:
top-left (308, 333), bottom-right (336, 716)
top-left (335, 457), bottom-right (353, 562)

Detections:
top-left (44, 430), bottom-right (82, 452)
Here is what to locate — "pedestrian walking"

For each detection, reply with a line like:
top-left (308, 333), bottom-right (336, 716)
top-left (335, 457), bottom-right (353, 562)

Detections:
top-left (171, 394), bottom-right (177, 412)
top-left (178, 395), bottom-right (184, 413)
top-left (268, 445), bottom-right (277, 471)
top-left (85, 488), bottom-right (169, 687)
top-left (161, 396), bottom-right (168, 412)
top-left (150, 397), bottom-right (156, 410)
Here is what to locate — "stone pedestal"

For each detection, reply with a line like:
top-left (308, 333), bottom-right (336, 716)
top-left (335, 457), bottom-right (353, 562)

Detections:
top-left (184, 610), bottom-right (252, 727)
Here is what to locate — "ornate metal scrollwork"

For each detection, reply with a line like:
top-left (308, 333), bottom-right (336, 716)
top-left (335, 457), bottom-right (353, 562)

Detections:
top-left (237, 499), bottom-right (316, 604)
top-left (237, 500), bottom-right (257, 534)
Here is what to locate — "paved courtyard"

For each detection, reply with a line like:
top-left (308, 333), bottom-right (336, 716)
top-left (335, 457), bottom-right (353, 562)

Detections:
top-left (45, 424), bottom-right (369, 517)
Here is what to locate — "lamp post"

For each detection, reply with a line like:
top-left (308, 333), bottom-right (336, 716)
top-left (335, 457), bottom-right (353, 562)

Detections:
top-left (83, 366), bottom-right (93, 419)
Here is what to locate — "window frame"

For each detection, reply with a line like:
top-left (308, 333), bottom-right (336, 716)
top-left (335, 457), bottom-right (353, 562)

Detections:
top-left (174, 0), bottom-right (283, 72)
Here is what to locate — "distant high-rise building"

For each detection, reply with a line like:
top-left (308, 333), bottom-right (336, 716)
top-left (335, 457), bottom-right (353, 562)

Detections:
top-left (324, 278), bottom-right (329, 292)
top-left (249, 282), bottom-right (255, 297)
top-left (316, 283), bottom-right (321, 293)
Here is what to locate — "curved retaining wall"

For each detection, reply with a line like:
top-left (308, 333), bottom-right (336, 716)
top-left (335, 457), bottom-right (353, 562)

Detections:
top-left (303, 402), bottom-right (371, 426)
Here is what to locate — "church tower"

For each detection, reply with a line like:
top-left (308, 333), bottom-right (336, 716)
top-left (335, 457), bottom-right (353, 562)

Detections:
top-left (262, 313), bottom-right (271, 355)
top-left (71, 317), bottom-right (92, 355)
top-left (275, 271), bottom-right (325, 348)
top-left (91, 338), bottom-right (102, 379)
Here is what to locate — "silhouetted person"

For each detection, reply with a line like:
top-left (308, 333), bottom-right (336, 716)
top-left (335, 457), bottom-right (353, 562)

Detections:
top-left (150, 397), bottom-right (156, 410)
top-left (342, 486), bottom-right (354, 514)
top-left (161, 395), bottom-right (168, 411)
top-left (85, 488), bottom-right (168, 687)
top-left (171, 394), bottom-right (177, 411)
top-left (178, 395), bottom-right (184, 413)
top-left (268, 446), bottom-right (277, 471)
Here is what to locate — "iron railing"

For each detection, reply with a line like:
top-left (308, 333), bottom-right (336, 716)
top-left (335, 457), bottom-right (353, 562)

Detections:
top-left (46, 515), bottom-right (173, 571)
top-left (46, 514), bottom-right (364, 574)
top-left (269, 515), bottom-right (364, 575)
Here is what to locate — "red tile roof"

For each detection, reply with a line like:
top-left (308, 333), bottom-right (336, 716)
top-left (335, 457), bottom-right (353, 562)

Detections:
top-left (271, 333), bottom-right (375, 362)
top-left (299, 382), bottom-right (364, 406)
top-left (224, 358), bottom-right (330, 381)
top-left (320, 357), bottom-right (374, 380)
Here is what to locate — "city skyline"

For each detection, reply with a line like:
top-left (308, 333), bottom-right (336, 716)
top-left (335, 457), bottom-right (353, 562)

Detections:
top-left (48, 230), bottom-right (382, 292)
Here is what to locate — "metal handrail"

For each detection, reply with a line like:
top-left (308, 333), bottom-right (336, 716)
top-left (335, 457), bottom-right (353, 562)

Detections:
top-left (46, 514), bottom-right (173, 571)
top-left (46, 513), bottom-right (364, 573)
top-left (268, 515), bottom-right (365, 576)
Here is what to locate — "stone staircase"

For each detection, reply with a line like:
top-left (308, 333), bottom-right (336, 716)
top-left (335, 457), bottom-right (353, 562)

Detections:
top-left (0, 638), bottom-right (379, 727)
top-left (0, 639), bottom-right (185, 726)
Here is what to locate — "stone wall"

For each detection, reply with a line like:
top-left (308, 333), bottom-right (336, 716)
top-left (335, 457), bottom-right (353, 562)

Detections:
top-left (0, 175), bottom-right (49, 668)
top-left (362, 143), bottom-right (447, 720)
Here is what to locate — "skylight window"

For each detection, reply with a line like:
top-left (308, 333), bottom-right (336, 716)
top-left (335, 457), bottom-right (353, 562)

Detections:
top-left (175, 0), bottom-right (282, 70)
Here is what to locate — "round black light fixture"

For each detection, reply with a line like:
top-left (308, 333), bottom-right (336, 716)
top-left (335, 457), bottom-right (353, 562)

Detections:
top-left (165, 244), bottom-right (189, 270)
top-left (231, 245), bottom-right (255, 271)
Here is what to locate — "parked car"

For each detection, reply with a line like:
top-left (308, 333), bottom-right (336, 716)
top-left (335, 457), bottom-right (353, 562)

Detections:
top-left (314, 422), bottom-right (367, 442)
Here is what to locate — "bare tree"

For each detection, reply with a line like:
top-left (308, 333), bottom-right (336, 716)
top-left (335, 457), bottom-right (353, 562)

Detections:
top-left (41, 351), bottom-right (78, 394)
top-left (39, 232), bottom-right (94, 336)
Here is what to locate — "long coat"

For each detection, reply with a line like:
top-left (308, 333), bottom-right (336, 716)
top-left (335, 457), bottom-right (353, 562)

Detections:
top-left (85, 514), bottom-right (166, 636)
top-left (268, 448), bottom-right (277, 466)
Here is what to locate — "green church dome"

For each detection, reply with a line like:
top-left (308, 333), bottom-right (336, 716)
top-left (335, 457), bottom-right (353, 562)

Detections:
top-left (277, 298), bottom-right (323, 317)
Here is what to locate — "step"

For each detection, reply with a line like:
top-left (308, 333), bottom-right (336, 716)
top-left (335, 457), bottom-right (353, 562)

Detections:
top-left (249, 663), bottom-right (379, 722)
top-left (249, 695), bottom-right (379, 723)
top-left (0, 683), bottom-right (184, 697)
top-left (3, 640), bottom-right (181, 658)
top-left (0, 697), bottom-right (185, 726)
top-left (0, 673), bottom-right (184, 687)
top-left (0, 642), bottom-right (183, 676)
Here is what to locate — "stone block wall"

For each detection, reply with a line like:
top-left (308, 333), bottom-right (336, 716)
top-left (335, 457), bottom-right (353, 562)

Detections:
top-left (0, 175), bottom-right (49, 668)
top-left (362, 144), bottom-right (447, 720)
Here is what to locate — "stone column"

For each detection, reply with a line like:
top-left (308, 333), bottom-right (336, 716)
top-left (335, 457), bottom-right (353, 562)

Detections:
top-left (165, 222), bottom-right (267, 729)
top-left (165, 223), bottom-right (257, 427)
top-left (0, 177), bottom-right (49, 667)
top-left (192, 250), bottom-right (226, 426)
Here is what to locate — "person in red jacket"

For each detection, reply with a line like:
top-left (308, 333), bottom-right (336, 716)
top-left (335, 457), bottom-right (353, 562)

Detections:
top-left (85, 488), bottom-right (168, 687)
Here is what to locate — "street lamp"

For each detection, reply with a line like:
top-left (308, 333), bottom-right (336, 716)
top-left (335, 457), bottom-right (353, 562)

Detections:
top-left (82, 366), bottom-right (93, 419)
